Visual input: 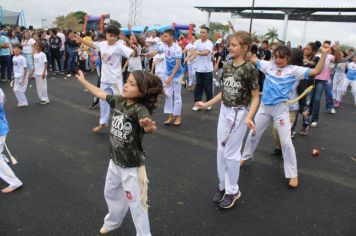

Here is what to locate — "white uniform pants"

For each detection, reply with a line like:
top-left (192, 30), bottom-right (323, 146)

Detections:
top-left (103, 160), bottom-right (151, 236)
top-left (13, 77), bottom-right (28, 106)
top-left (35, 75), bottom-right (49, 102)
top-left (341, 78), bottom-right (356, 104)
top-left (242, 103), bottom-right (298, 178)
top-left (217, 104), bottom-right (247, 194)
top-left (333, 72), bottom-right (345, 102)
top-left (0, 136), bottom-right (22, 188)
top-left (99, 82), bottom-right (121, 125)
top-left (164, 77), bottom-right (182, 116)
top-left (187, 64), bottom-right (196, 86)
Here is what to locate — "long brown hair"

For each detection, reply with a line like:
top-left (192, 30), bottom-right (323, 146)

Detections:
top-left (228, 31), bottom-right (253, 57)
top-left (131, 71), bottom-right (164, 114)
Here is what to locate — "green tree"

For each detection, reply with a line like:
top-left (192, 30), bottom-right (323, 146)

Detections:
top-left (72, 11), bottom-right (87, 24)
top-left (340, 44), bottom-right (354, 52)
top-left (53, 14), bottom-right (83, 32)
top-left (201, 22), bottom-right (230, 39)
top-left (110, 19), bottom-right (121, 29)
top-left (265, 28), bottom-right (279, 43)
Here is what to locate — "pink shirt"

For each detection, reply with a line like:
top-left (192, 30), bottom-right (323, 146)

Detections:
top-left (315, 54), bottom-right (334, 81)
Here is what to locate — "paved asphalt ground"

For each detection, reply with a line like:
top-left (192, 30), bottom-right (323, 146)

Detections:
top-left (0, 73), bottom-right (355, 236)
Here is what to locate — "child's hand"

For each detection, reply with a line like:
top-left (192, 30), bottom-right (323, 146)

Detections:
top-left (75, 70), bottom-right (85, 81)
top-left (139, 117), bottom-right (157, 133)
top-left (165, 77), bottom-right (172, 87)
top-left (42, 73), bottom-right (46, 80)
top-left (245, 118), bottom-right (256, 133)
top-left (195, 101), bottom-right (207, 109)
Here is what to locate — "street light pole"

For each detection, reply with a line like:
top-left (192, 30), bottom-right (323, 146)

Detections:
top-left (249, 0), bottom-right (255, 33)
top-left (41, 19), bottom-right (46, 29)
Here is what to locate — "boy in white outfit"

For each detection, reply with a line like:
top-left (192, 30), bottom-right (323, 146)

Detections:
top-left (0, 88), bottom-right (23, 193)
top-left (70, 26), bottom-right (135, 133)
top-left (30, 41), bottom-right (50, 104)
top-left (12, 43), bottom-right (28, 107)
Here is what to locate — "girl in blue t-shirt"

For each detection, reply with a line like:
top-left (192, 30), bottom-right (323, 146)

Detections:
top-left (241, 44), bottom-right (329, 188)
top-left (0, 88), bottom-right (23, 193)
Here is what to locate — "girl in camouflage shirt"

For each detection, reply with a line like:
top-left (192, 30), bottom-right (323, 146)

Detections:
top-left (196, 32), bottom-right (260, 209)
top-left (76, 70), bottom-right (163, 236)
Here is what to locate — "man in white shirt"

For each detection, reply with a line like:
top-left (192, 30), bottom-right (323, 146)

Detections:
top-left (190, 27), bottom-right (214, 111)
top-left (57, 29), bottom-right (66, 73)
top-left (71, 26), bottom-right (135, 133)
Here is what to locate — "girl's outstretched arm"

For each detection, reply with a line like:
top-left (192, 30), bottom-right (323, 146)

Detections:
top-left (139, 117), bottom-right (157, 133)
top-left (195, 92), bottom-right (222, 109)
top-left (75, 70), bottom-right (107, 100)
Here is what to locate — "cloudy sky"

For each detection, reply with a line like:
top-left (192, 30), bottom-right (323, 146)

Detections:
top-left (2, 0), bottom-right (356, 47)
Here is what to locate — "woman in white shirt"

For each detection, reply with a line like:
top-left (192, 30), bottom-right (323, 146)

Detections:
top-left (21, 31), bottom-right (36, 72)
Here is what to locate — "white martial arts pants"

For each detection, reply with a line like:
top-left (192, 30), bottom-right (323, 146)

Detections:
top-left (103, 160), bottom-right (151, 236)
top-left (187, 64), bottom-right (196, 86)
top-left (35, 75), bottom-right (50, 102)
top-left (0, 136), bottom-right (22, 188)
top-left (341, 78), bottom-right (356, 104)
top-left (13, 77), bottom-right (28, 106)
top-left (217, 104), bottom-right (248, 194)
top-left (333, 72), bottom-right (345, 102)
top-left (99, 82), bottom-right (122, 125)
top-left (164, 77), bottom-right (182, 116)
top-left (242, 103), bottom-right (298, 178)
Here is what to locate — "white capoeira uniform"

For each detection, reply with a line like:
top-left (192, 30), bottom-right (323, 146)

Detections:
top-left (93, 40), bottom-right (133, 125)
top-left (34, 51), bottom-right (50, 102)
top-left (332, 62), bottom-right (346, 102)
top-left (242, 59), bottom-right (312, 178)
top-left (12, 54), bottom-right (29, 106)
top-left (152, 53), bottom-right (166, 83)
top-left (0, 89), bottom-right (23, 190)
top-left (103, 160), bottom-right (151, 236)
top-left (185, 42), bottom-right (196, 86)
top-left (157, 42), bottom-right (184, 116)
top-left (341, 61), bottom-right (356, 104)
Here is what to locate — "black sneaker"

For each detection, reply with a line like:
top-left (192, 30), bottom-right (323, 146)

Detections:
top-left (219, 191), bottom-right (241, 209)
top-left (271, 148), bottom-right (282, 156)
top-left (212, 189), bottom-right (225, 203)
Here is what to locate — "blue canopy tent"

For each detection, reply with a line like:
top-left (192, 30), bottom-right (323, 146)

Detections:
top-left (120, 25), bottom-right (171, 35)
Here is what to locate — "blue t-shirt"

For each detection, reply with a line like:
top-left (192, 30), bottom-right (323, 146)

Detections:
top-left (0, 36), bottom-right (11, 56)
top-left (346, 62), bottom-right (356, 81)
top-left (0, 89), bottom-right (9, 136)
top-left (257, 59), bottom-right (311, 105)
top-left (157, 42), bottom-right (183, 79)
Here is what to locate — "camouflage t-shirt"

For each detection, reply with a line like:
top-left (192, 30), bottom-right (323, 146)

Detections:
top-left (106, 95), bottom-right (150, 168)
top-left (221, 61), bottom-right (259, 107)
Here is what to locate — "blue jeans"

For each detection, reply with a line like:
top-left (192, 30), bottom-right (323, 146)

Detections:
top-left (60, 50), bottom-right (65, 72)
top-left (194, 72), bottom-right (213, 102)
top-left (0, 55), bottom-right (12, 80)
top-left (324, 78), bottom-right (334, 109)
top-left (310, 80), bottom-right (333, 122)
top-left (66, 47), bottom-right (77, 73)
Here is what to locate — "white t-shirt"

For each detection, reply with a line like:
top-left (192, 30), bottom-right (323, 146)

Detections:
top-left (12, 55), bottom-right (27, 78)
top-left (185, 43), bottom-right (196, 65)
top-left (21, 38), bottom-right (36, 54)
top-left (94, 41), bottom-right (133, 84)
top-left (128, 45), bottom-right (142, 72)
top-left (153, 53), bottom-right (166, 75)
top-left (34, 52), bottom-right (47, 76)
top-left (146, 36), bottom-right (160, 54)
top-left (193, 39), bottom-right (213, 72)
top-left (57, 32), bottom-right (66, 51)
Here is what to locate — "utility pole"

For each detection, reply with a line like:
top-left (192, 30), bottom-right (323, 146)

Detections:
top-left (249, 0), bottom-right (255, 33)
top-left (129, 0), bottom-right (142, 26)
